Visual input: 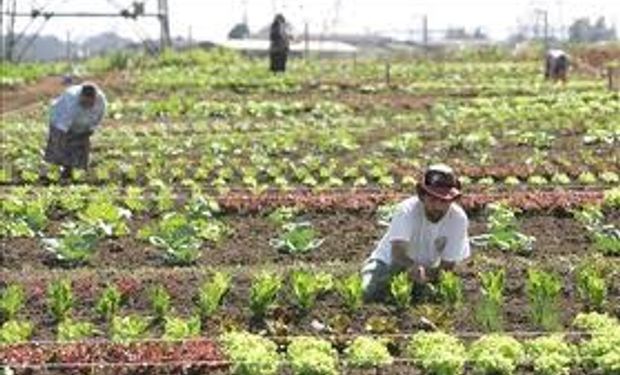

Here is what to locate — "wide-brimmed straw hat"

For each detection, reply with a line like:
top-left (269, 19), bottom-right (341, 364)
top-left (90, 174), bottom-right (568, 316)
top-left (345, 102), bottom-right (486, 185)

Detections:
top-left (417, 164), bottom-right (462, 201)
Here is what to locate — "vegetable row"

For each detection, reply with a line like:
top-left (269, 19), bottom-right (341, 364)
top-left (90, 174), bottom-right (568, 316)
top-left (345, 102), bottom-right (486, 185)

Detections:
top-left (1, 256), bottom-right (616, 343)
top-left (2, 313), bottom-right (619, 375)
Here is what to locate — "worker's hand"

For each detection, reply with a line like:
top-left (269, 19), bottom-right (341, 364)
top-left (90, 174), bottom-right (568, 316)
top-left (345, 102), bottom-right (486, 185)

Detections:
top-left (391, 241), bottom-right (413, 268)
top-left (408, 265), bottom-right (428, 284)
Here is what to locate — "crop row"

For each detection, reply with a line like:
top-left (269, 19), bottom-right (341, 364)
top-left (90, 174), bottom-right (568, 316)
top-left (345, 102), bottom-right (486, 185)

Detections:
top-left (2, 163), bottom-right (619, 191)
top-left (0, 48), bottom-right (603, 92)
top-left (1, 261), bottom-right (618, 340)
top-left (3, 133), bottom-right (618, 188)
top-left (4, 185), bottom-right (614, 212)
top-left (1, 186), bottom-right (616, 229)
top-left (6, 91), bottom-right (618, 137)
top-left (4, 207), bottom-right (619, 276)
top-left (1, 187), bottom-right (616, 229)
top-left (0, 63), bottom-right (64, 89)
top-left (3, 101), bottom-right (617, 189)
top-left (128, 50), bottom-right (602, 96)
top-left (95, 89), bottom-right (618, 124)
top-left (2, 313), bottom-right (619, 375)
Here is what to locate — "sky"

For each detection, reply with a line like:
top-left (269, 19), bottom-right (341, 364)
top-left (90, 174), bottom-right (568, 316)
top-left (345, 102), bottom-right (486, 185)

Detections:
top-left (5, 0), bottom-right (620, 43)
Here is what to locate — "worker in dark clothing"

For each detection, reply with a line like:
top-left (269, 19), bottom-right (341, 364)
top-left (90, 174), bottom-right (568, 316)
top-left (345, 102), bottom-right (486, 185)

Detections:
top-left (269, 14), bottom-right (291, 73)
top-left (545, 49), bottom-right (570, 83)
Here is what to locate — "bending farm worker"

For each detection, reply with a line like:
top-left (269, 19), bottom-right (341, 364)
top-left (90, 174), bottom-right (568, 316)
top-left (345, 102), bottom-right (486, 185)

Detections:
top-left (544, 49), bottom-right (570, 83)
top-left (44, 82), bottom-right (107, 179)
top-left (361, 164), bottom-right (471, 302)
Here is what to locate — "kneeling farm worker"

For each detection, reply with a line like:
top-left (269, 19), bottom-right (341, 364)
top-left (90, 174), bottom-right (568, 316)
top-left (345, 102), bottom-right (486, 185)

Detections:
top-left (44, 82), bottom-right (107, 179)
top-left (361, 164), bottom-right (471, 302)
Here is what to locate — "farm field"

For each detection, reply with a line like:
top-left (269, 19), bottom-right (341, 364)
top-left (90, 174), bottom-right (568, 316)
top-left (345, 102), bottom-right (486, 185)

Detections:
top-left (1, 49), bottom-right (620, 374)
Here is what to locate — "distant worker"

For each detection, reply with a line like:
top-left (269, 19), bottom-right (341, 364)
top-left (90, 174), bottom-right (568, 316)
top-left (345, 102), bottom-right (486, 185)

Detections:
top-left (269, 14), bottom-right (291, 73)
top-left (44, 82), bottom-right (107, 180)
top-left (545, 49), bottom-right (570, 83)
top-left (361, 164), bottom-right (471, 302)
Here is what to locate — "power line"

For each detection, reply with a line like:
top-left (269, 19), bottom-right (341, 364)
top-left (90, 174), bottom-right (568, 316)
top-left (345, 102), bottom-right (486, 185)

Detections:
top-left (15, 12), bottom-right (51, 61)
top-left (11, 0), bottom-right (69, 62)
top-left (103, 0), bottom-right (158, 54)
top-left (1, 0), bottom-right (170, 61)
top-left (13, 0), bottom-right (58, 46)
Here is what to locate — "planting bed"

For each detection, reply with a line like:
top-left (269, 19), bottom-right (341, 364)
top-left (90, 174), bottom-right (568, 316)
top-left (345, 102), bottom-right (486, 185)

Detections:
top-left (2, 49), bottom-right (620, 374)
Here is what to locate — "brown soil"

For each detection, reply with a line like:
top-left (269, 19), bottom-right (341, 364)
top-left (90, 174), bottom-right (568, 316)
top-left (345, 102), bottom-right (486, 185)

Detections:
top-left (0, 213), bottom-right (602, 270)
top-left (573, 44), bottom-right (620, 70)
top-left (1, 212), bottom-right (619, 342)
top-left (0, 77), bottom-right (65, 114)
top-left (0, 72), bottom-right (127, 115)
top-left (1, 250), bottom-right (618, 342)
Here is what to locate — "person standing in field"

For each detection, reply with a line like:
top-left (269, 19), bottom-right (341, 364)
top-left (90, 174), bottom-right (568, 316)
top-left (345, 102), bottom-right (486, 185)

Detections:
top-left (545, 49), bottom-right (570, 83)
top-left (361, 164), bottom-right (471, 302)
top-left (269, 14), bottom-right (291, 73)
top-left (44, 82), bottom-right (107, 180)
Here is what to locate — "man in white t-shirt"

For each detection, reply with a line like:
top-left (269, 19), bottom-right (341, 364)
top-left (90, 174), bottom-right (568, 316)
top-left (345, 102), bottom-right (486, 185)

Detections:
top-left (362, 164), bottom-right (470, 302)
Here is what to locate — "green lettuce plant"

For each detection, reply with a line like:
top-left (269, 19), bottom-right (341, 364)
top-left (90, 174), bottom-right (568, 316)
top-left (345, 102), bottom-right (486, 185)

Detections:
top-left (42, 222), bottom-right (100, 265)
top-left (220, 331), bottom-right (280, 375)
top-left (197, 272), bottom-right (231, 319)
top-left (475, 269), bottom-right (505, 332)
top-left (525, 269), bottom-right (562, 330)
top-left (390, 272), bottom-right (412, 310)
top-left (290, 270), bottom-right (331, 312)
top-left (163, 315), bottom-right (201, 340)
top-left (406, 331), bottom-right (466, 375)
top-left (576, 265), bottom-right (607, 311)
top-left (344, 336), bottom-right (393, 369)
top-left (78, 198), bottom-right (130, 236)
top-left (337, 273), bottom-right (363, 313)
top-left (469, 334), bottom-right (524, 375)
top-left (287, 336), bottom-right (339, 375)
top-left (250, 272), bottom-right (282, 317)
top-left (110, 315), bottom-right (151, 343)
top-left (438, 271), bottom-right (464, 310)
top-left (47, 279), bottom-right (74, 322)
top-left (272, 222), bottom-right (324, 254)
top-left (57, 319), bottom-right (96, 342)
top-left (149, 285), bottom-right (172, 321)
top-left (95, 285), bottom-right (123, 322)
top-left (483, 203), bottom-right (535, 254)
top-left (0, 284), bottom-right (25, 321)
top-left (525, 335), bottom-right (574, 375)
top-left (144, 213), bottom-right (203, 265)
top-left (0, 320), bottom-right (33, 344)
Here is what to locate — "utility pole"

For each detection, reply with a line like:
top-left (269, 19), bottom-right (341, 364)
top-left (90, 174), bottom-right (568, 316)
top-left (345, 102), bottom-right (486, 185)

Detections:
top-left (66, 31), bottom-right (71, 62)
top-left (158, 0), bottom-right (171, 50)
top-left (535, 9), bottom-right (549, 52)
top-left (422, 15), bottom-right (429, 55)
top-left (304, 21), bottom-right (309, 60)
top-left (6, 0), bottom-right (15, 61)
top-left (242, 0), bottom-right (248, 26)
top-left (557, 0), bottom-right (564, 40)
top-left (543, 10), bottom-right (549, 51)
top-left (0, 0), bottom-right (4, 60)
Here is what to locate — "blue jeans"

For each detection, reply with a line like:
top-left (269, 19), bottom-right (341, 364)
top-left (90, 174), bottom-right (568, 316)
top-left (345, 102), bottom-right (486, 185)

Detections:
top-left (361, 259), bottom-right (406, 302)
